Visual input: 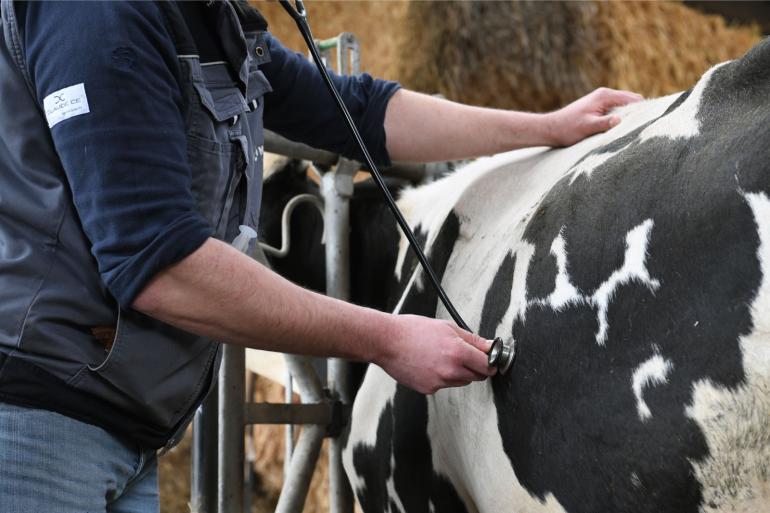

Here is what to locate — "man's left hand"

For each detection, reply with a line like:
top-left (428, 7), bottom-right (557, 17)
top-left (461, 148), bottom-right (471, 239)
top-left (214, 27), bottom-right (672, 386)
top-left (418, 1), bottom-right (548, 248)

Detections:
top-left (545, 87), bottom-right (644, 147)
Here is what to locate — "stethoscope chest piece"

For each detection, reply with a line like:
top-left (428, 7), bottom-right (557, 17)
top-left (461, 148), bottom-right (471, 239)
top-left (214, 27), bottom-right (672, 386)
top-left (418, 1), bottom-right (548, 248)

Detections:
top-left (488, 337), bottom-right (515, 374)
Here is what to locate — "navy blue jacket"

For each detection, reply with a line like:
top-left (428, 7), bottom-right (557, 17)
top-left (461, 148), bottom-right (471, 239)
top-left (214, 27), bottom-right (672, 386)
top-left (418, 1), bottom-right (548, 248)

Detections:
top-left (22, 0), bottom-right (400, 308)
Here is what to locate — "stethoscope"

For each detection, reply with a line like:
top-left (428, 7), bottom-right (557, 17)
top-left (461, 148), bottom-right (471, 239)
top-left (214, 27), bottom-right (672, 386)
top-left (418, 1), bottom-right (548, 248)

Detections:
top-left (278, 0), bottom-right (515, 375)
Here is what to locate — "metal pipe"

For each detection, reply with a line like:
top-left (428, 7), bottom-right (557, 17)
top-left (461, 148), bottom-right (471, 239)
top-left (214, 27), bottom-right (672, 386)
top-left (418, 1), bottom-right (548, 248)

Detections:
top-left (244, 402), bottom-right (335, 425)
top-left (284, 366), bottom-right (294, 480)
top-left (191, 388), bottom-right (219, 513)
top-left (274, 425), bottom-right (326, 513)
top-left (263, 129), bottom-right (434, 184)
top-left (284, 354), bottom-right (324, 403)
top-left (217, 344), bottom-right (245, 513)
top-left (321, 159), bottom-right (357, 513)
top-left (259, 193), bottom-right (325, 258)
top-left (264, 130), bottom-right (337, 168)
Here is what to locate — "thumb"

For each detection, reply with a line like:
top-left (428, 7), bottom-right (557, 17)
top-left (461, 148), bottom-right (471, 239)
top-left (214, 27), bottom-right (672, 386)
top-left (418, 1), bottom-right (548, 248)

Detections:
top-left (591, 114), bottom-right (621, 133)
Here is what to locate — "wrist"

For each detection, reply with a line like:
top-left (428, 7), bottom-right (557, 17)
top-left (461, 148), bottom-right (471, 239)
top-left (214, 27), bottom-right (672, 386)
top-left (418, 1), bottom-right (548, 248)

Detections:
top-left (537, 111), bottom-right (561, 147)
top-left (367, 312), bottom-right (400, 367)
top-left (500, 111), bottom-right (558, 150)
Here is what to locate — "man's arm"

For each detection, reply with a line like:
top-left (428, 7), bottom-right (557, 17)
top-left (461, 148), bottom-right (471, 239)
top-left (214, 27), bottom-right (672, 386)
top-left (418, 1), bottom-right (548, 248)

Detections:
top-left (133, 238), bottom-right (494, 395)
top-left (22, 3), bottom-right (494, 396)
top-left (384, 88), bottom-right (644, 163)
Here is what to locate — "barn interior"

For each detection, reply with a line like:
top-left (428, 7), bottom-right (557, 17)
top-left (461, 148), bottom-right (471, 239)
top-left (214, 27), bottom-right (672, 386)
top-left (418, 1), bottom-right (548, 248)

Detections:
top-left (157, 2), bottom-right (770, 512)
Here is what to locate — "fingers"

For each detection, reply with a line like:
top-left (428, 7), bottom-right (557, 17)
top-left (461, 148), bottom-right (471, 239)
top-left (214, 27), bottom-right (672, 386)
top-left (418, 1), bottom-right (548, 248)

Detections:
top-left (451, 324), bottom-right (493, 353)
top-left (595, 87), bottom-right (644, 109)
top-left (446, 324), bottom-right (497, 376)
top-left (591, 114), bottom-right (621, 133)
top-left (457, 340), bottom-right (497, 377)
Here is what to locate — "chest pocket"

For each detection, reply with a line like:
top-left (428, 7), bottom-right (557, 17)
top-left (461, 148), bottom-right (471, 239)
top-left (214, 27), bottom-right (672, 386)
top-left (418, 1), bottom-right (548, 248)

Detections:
top-left (179, 50), bottom-right (271, 241)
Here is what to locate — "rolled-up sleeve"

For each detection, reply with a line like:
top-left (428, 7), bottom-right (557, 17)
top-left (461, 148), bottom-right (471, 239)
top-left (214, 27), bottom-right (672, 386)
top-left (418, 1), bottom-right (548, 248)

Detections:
top-left (23, 2), bottom-right (213, 308)
top-left (261, 34), bottom-right (401, 167)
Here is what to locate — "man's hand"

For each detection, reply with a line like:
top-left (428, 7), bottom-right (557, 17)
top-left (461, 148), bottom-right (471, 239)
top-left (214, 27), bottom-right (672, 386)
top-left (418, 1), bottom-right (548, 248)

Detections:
top-left (544, 87), bottom-right (645, 147)
top-left (377, 315), bottom-right (497, 395)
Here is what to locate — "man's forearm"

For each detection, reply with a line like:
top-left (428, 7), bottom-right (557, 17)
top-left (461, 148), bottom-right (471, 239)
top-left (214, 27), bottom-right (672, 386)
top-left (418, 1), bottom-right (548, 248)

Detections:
top-left (384, 87), bottom-right (643, 163)
top-left (132, 237), bottom-right (495, 394)
top-left (132, 238), bottom-right (391, 362)
top-left (384, 89), bottom-right (554, 163)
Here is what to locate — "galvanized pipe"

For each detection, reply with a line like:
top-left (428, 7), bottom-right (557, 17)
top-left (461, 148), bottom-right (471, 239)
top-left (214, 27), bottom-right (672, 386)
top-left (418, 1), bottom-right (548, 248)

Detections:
top-left (284, 366), bottom-right (294, 480)
top-left (274, 425), bottom-right (326, 513)
top-left (217, 344), bottom-right (245, 513)
top-left (321, 160), bottom-right (357, 513)
top-left (191, 388), bottom-right (218, 513)
top-left (284, 354), bottom-right (324, 403)
top-left (264, 129), bottom-right (434, 184)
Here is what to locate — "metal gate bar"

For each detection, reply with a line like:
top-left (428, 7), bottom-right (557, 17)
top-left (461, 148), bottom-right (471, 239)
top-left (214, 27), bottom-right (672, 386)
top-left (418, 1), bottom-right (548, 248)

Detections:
top-left (321, 157), bottom-right (357, 513)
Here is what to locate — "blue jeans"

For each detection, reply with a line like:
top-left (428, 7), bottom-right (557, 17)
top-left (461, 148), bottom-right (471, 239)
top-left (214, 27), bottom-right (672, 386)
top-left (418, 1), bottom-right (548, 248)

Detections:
top-left (0, 402), bottom-right (159, 513)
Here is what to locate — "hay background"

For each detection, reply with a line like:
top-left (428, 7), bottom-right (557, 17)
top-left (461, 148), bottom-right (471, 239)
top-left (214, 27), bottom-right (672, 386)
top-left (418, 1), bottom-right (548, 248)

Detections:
top-left (255, 0), bottom-right (760, 111)
top-left (160, 1), bottom-right (763, 512)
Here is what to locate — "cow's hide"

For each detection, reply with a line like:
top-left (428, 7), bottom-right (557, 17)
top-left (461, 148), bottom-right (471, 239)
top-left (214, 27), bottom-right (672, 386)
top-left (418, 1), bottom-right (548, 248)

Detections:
top-left (343, 39), bottom-right (770, 513)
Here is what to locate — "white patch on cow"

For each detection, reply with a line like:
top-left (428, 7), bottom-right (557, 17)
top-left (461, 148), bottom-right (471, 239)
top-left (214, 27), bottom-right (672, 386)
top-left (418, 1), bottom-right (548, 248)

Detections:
top-left (569, 147), bottom-right (629, 183)
top-left (638, 62), bottom-right (726, 143)
top-left (393, 152), bottom-right (527, 282)
top-left (686, 191), bottom-right (770, 512)
top-left (591, 219), bottom-right (660, 345)
top-left (427, 382), bottom-right (569, 513)
top-left (343, 365), bottom-right (398, 497)
top-left (386, 453), bottom-right (408, 513)
top-left (511, 243), bottom-right (536, 322)
top-left (544, 229), bottom-right (582, 310)
top-left (631, 353), bottom-right (674, 421)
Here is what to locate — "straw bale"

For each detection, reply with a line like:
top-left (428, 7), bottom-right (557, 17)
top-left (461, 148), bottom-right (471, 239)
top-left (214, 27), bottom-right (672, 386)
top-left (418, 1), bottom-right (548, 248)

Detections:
top-left (395, 0), bottom-right (761, 111)
top-left (392, 1), bottom-right (600, 111)
top-left (593, 1), bottom-right (762, 99)
top-left (250, 1), bottom-right (761, 112)
top-left (252, 1), bottom-right (407, 80)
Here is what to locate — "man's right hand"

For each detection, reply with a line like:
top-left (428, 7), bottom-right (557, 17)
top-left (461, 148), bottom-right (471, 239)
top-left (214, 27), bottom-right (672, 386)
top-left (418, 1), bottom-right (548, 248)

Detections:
top-left (377, 314), bottom-right (497, 395)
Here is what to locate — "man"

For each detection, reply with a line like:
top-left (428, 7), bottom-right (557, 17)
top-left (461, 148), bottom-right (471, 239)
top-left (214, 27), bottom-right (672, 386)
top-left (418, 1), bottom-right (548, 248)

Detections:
top-left (0, 1), bottom-right (642, 511)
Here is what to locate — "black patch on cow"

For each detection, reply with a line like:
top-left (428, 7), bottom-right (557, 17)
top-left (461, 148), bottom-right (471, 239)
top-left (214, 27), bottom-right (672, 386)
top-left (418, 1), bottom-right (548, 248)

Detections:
top-left (392, 225), bottom-right (429, 309)
top-left (486, 40), bottom-right (770, 513)
top-left (352, 387), bottom-right (469, 513)
top-left (478, 251), bottom-right (516, 339)
top-left (389, 212), bottom-right (461, 316)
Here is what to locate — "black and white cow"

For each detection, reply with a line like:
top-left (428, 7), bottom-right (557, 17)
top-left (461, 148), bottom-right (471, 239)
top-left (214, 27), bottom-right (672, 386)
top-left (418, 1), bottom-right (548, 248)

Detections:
top-left (341, 40), bottom-right (770, 513)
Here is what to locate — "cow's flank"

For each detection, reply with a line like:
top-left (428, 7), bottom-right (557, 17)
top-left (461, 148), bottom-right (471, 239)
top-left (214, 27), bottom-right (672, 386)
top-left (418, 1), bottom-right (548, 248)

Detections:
top-left (346, 39), bottom-right (770, 513)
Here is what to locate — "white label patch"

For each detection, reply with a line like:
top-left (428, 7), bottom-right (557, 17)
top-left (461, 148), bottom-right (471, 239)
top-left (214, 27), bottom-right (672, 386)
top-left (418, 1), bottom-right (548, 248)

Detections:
top-left (43, 83), bottom-right (90, 128)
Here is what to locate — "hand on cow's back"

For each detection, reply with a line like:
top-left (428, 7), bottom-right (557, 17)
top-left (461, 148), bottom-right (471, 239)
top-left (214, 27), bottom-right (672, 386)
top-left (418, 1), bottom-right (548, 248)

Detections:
top-left (545, 87), bottom-right (644, 147)
top-left (376, 315), bottom-right (497, 395)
